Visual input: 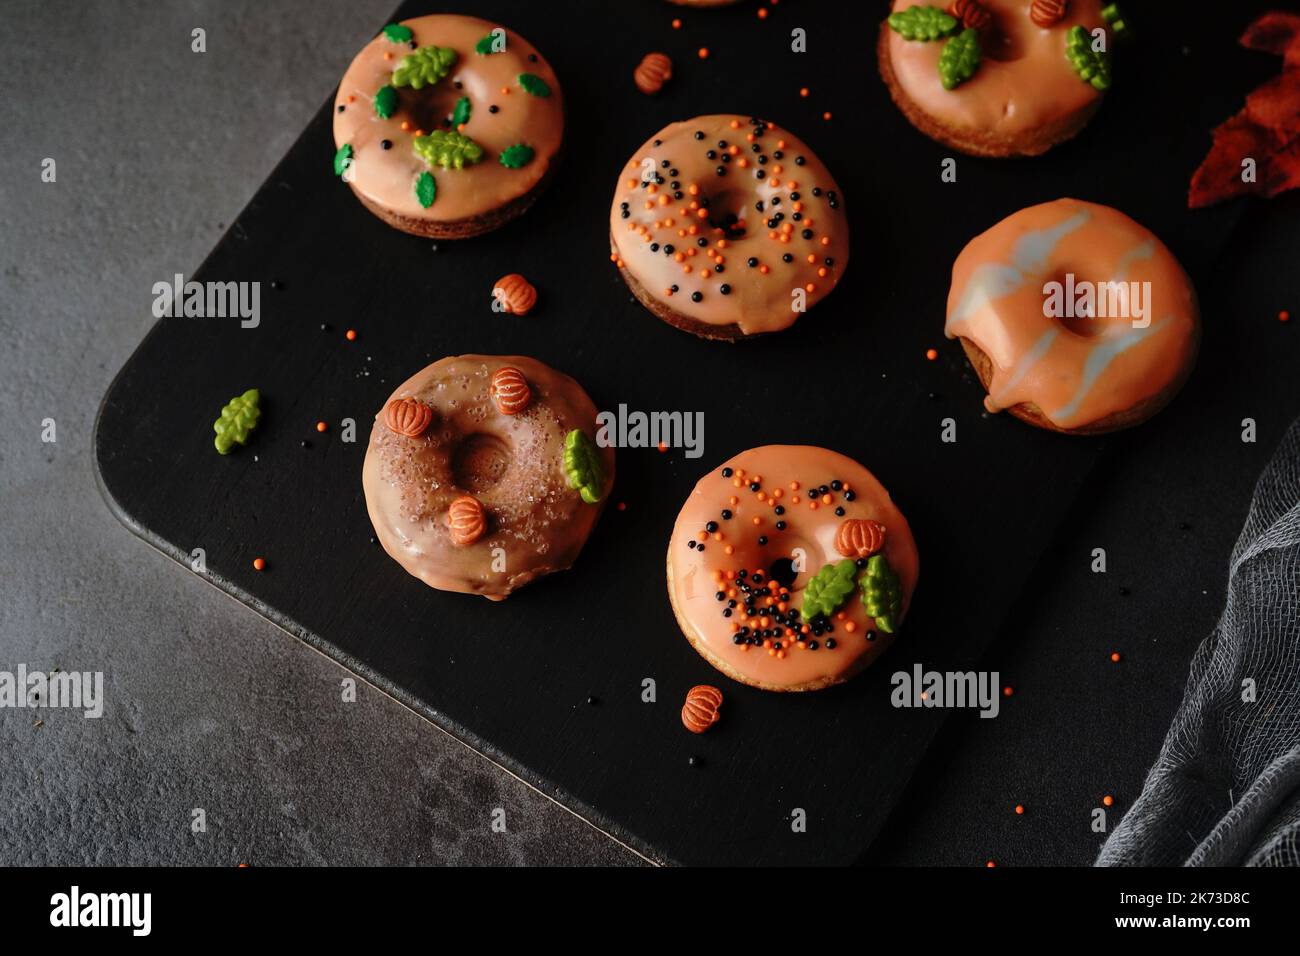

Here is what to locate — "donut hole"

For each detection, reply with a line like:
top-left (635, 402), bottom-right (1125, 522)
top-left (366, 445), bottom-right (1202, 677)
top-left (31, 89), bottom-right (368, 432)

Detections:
top-left (982, 20), bottom-right (1028, 63)
top-left (704, 189), bottom-right (751, 238)
top-left (405, 88), bottom-right (461, 136)
top-left (451, 433), bottom-right (511, 492)
top-left (1046, 270), bottom-right (1110, 339)
top-left (767, 557), bottom-right (800, 591)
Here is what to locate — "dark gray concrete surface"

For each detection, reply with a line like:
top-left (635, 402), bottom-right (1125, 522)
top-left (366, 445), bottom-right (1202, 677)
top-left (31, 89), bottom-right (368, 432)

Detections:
top-left (0, 0), bottom-right (637, 865)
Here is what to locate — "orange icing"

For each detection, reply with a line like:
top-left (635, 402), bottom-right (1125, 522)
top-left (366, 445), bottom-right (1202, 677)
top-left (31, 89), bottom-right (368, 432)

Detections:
top-left (668, 447), bottom-right (918, 691)
top-left (887, 0), bottom-right (1105, 137)
top-left (945, 199), bottom-right (1200, 430)
top-left (610, 115), bottom-right (849, 336)
top-left (333, 15), bottom-right (563, 223)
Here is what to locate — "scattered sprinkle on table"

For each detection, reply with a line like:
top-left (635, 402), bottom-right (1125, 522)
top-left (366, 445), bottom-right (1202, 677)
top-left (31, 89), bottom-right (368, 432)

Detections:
top-left (926, 348), bottom-right (938, 360)
top-left (252, 557), bottom-right (266, 571)
top-left (345, 329), bottom-right (357, 341)
top-left (671, 18), bottom-right (681, 29)
top-left (1014, 804), bottom-right (1025, 815)
top-left (1110, 651), bottom-right (1121, 663)
top-left (697, 47), bottom-right (709, 60)
top-left (1003, 685), bottom-right (1014, 697)
top-left (315, 421), bottom-right (328, 433)
top-left (1103, 794), bottom-right (1115, 807)
top-left (800, 87), bottom-right (810, 98)
top-left (1281, 310), bottom-right (1291, 323)
top-left (985, 860), bottom-right (996, 868)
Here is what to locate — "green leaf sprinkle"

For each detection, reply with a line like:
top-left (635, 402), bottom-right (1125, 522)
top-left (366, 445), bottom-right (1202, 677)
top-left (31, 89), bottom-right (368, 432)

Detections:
top-left (412, 129), bottom-right (485, 169)
top-left (451, 95), bottom-right (472, 127)
top-left (415, 171), bottom-right (436, 208)
top-left (887, 5), bottom-right (959, 41)
top-left (213, 389), bottom-right (261, 455)
top-left (517, 72), bottom-right (551, 97)
top-left (938, 27), bottom-right (981, 91)
top-left (374, 84), bottom-right (398, 119)
top-left (563, 429), bottom-right (605, 504)
top-left (392, 45), bottom-right (457, 89)
top-left (382, 23), bottom-right (413, 44)
top-left (859, 554), bottom-right (903, 634)
top-left (801, 559), bottom-right (858, 623)
top-left (1101, 3), bottom-right (1131, 41)
top-left (499, 144), bottom-right (535, 169)
top-left (1065, 24), bottom-right (1112, 91)
top-left (475, 31), bottom-right (506, 55)
top-left (333, 144), bottom-right (353, 177)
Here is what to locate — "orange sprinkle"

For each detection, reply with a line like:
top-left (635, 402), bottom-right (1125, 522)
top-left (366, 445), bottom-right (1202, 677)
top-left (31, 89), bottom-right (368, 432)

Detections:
top-left (1015, 805), bottom-right (1025, 815)
top-left (752, 516), bottom-right (762, 526)
top-left (252, 557), bottom-right (266, 571)
top-left (792, 494), bottom-right (801, 504)
top-left (383, 51), bottom-right (392, 61)
top-left (821, 494), bottom-right (832, 504)
top-left (347, 95), bottom-right (356, 103)
top-left (1281, 310), bottom-right (1291, 322)
top-left (724, 545), bottom-right (734, 555)
top-left (672, 18), bottom-right (682, 29)
top-left (789, 481), bottom-right (800, 491)
top-left (986, 860), bottom-right (996, 868)
top-left (400, 121), bottom-right (410, 131)
top-left (315, 421), bottom-right (328, 433)
top-left (697, 531), bottom-right (708, 543)
top-left (730, 119), bottom-right (741, 129)
top-left (1103, 794), bottom-right (1115, 807)
top-left (1003, 686), bottom-right (1014, 697)
top-left (697, 47), bottom-right (709, 59)
top-left (758, 7), bottom-right (768, 17)
top-left (1110, 652), bottom-right (1122, 663)
top-left (926, 348), bottom-right (939, 361)
top-left (808, 501), bottom-right (818, 511)
top-left (844, 621), bottom-right (856, 633)
top-left (345, 329), bottom-right (357, 341)
top-left (799, 87), bottom-right (810, 98)
top-left (618, 502), bottom-right (627, 511)
top-left (822, 111), bottom-right (832, 121)
top-left (658, 441), bottom-right (668, 453)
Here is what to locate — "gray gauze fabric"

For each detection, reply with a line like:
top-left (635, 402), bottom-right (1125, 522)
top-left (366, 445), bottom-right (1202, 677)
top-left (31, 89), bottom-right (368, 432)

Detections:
top-left (1098, 416), bottom-right (1300, 867)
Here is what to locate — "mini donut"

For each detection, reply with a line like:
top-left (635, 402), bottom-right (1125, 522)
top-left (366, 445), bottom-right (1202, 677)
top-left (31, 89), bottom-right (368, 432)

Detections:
top-left (667, 447), bottom-right (919, 692)
top-left (362, 355), bottom-right (614, 599)
top-left (333, 15), bottom-right (563, 238)
top-left (878, 1), bottom-right (1114, 157)
top-left (946, 198), bottom-right (1200, 435)
top-left (610, 115), bottom-right (849, 341)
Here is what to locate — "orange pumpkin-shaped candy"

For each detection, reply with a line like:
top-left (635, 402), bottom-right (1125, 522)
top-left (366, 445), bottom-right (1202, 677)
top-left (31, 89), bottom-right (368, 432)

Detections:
top-left (492, 274), bottom-right (537, 316)
top-left (834, 519), bottom-right (886, 560)
top-left (489, 366), bottom-right (532, 415)
top-left (384, 397), bottom-right (434, 438)
top-left (1029, 0), bottom-right (1067, 27)
top-left (681, 685), bottom-right (723, 734)
top-left (634, 53), bottom-right (673, 95)
top-left (447, 496), bottom-right (487, 546)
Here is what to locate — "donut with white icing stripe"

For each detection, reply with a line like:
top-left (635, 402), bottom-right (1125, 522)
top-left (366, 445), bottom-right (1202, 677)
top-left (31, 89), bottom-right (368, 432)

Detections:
top-left (946, 199), bottom-right (1199, 434)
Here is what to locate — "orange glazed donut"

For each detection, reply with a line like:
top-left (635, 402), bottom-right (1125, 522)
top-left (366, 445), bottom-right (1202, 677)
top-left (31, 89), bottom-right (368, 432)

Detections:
top-left (667, 447), bottom-right (919, 692)
top-left (946, 199), bottom-right (1200, 434)
top-left (610, 115), bottom-right (849, 340)
top-left (333, 15), bottom-right (563, 238)
top-left (362, 355), bottom-right (614, 600)
top-left (879, 0), bottom-right (1116, 157)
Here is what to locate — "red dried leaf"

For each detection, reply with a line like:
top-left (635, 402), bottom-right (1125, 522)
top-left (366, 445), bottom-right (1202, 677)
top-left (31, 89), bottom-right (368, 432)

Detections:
top-left (1189, 11), bottom-right (1300, 208)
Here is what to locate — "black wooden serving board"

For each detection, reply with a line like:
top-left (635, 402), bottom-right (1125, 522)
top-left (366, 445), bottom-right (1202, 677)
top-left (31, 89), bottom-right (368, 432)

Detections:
top-left (95, 0), bottom-right (1274, 864)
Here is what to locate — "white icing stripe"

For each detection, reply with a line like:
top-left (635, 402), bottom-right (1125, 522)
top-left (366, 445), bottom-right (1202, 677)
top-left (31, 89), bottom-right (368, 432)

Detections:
top-left (947, 210), bottom-right (1091, 331)
top-left (987, 328), bottom-right (1058, 411)
top-left (1053, 317), bottom-right (1170, 422)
